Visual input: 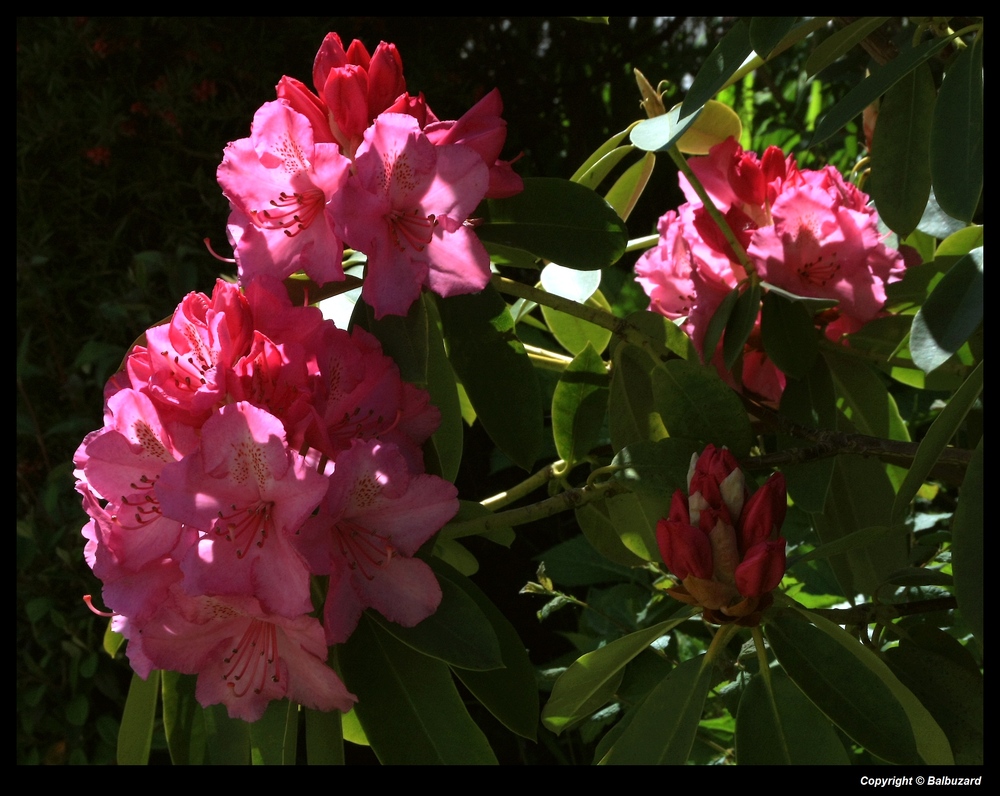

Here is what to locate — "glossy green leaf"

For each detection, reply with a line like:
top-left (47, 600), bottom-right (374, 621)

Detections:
top-left (602, 655), bottom-right (714, 764)
top-left (103, 622), bottom-right (125, 657)
top-left (574, 145), bottom-right (635, 192)
top-left (723, 280), bottom-right (761, 370)
top-left (623, 309), bottom-right (698, 362)
top-left (868, 62), bottom-right (935, 237)
top-left (161, 671), bottom-right (205, 765)
top-left (952, 438), bottom-right (983, 647)
top-left (791, 524), bottom-right (900, 565)
top-left (652, 359), bottom-right (754, 458)
top-left (250, 699), bottom-right (297, 765)
top-left (883, 626), bottom-right (983, 764)
top-left (824, 348), bottom-right (910, 444)
top-left (891, 360), bottom-right (982, 525)
top-left (630, 104), bottom-right (703, 153)
top-left (438, 286), bottom-right (542, 471)
top-left (611, 437), bottom-right (703, 500)
top-left (910, 249), bottom-right (983, 373)
top-left (680, 18), bottom-right (753, 119)
top-left (355, 294), bottom-right (429, 386)
top-left (570, 125), bottom-right (635, 184)
top-left (575, 501), bottom-right (648, 568)
top-left (749, 17), bottom-right (800, 59)
top-left (542, 613), bottom-right (696, 733)
top-left (541, 288), bottom-right (614, 356)
top-left (305, 708), bottom-right (344, 765)
top-left (477, 177), bottom-right (628, 270)
top-left (604, 150), bottom-right (656, 221)
top-left (202, 703), bottom-right (251, 764)
top-left (936, 224), bottom-right (983, 257)
top-left (761, 291), bottom-right (818, 378)
top-left (371, 564), bottom-right (503, 671)
top-left (608, 343), bottom-right (667, 452)
top-left (768, 607), bottom-right (953, 764)
top-left (422, 303), bottom-right (463, 482)
top-left (605, 489), bottom-right (666, 562)
top-left (340, 615), bottom-right (498, 764)
top-left (805, 17), bottom-right (890, 77)
top-left (736, 669), bottom-right (849, 764)
top-left (811, 455), bottom-right (907, 596)
top-left (700, 285), bottom-right (741, 372)
top-left (340, 708), bottom-right (368, 747)
top-left (436, 559), bottom-right (540, 741)
top-left (118, 670), bottom-right (160, 765)
top-left (674, 100), bottom-right (742, 155)
top-left (552, 343), bottom-right (610, 465)
top-left (540, 262), bottom-right (600, 302)
top-left (812, 34), bottom-right (957, 145)
top-left (931, 32), bottom-right (983, 222)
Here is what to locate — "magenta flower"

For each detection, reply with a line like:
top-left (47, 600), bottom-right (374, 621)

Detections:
top-left (156, 402), bottom-right (328, 618)
top-left (134, 590), bottom-right (356, 723)
top-left (657, 445), bottom-right (786, 626)
top-left (218, 100), bottom-right (351, 287)
top-left (296, 439), bottom-right (458, 644)
top-left (330, 113), bottom-right (491, 318)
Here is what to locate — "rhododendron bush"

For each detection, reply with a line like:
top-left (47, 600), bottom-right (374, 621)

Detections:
top-left (72, 18), bottom-right (982, 766)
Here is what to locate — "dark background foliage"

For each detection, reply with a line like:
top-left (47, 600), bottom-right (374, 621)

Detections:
top-left (17, 17), bottom-right (868, 764)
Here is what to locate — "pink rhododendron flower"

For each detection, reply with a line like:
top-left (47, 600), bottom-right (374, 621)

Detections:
top-left (636, 137), bottom-right (909, 401)
top-left (330, 113), bottom-right (492, 318)
top-left (134, 590), bottom-right (356, 723)
top-left (657, 445), bottom-right (787, 626)
top-left (296, 439), bottom-right (458, 644)
top-left (218, 100), bottom-right (351, 287)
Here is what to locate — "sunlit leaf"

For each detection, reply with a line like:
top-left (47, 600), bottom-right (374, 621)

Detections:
top-left (680, 19), bottom-right (753, 120)
top-left (674, 100), bottom-right (742, 155)
top-left (118, 670), bottom-right (160, 765)
top-left (604, 151), bottom-right (656, 220)
top-left (630, 104), bottom-right (703, 153)
top-left (575, 501), bottom-right (649, 568)
top-left (931, 32), bottom-right (983, 222)
top-left (805, 17), bottom-right (890, 77)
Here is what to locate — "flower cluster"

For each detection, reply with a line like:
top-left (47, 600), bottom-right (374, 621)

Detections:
top-left (657, 445), bottom-right (786, 626)
top-left (218, 32), bottom-right (522, 319)
top-left (75, 276), bottom-right (458, 721)
top-left (636, 137), bottom-right (907, 402)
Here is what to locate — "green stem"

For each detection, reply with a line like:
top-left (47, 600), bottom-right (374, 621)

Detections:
top-left (703, 622), bottom-right (741, 669)
top-left (626, 233), bottom-right (660, 253)
top-left (491, 275), bottom-right (677, 364)
top-left (480, 459), bottom-right (570, 511)
top-left (751, 626), bottom-right (772, 690)
top-left (449, 478), bottom-right (626, 536)
top-left (666, 147), bottom-right (756, 276)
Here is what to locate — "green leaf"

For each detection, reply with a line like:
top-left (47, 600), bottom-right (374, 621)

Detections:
top-left (540, 262), bottom-right (600, 302)
top-left (118, 670), bottom-right (160, 765)
top-left (305, 708), bottom-right (344, 765)
top-left (340, 615), bottom-right (498, 764)
top-left (161, 671), bottom-right (205, 765)
top-left (910, 249), bottom-right (983, 373)
top-left (573, 145), bottom-right (635, 191)
top-left (438, 286), bottom-right (542, 471)
top-left (761, 291), bottom-right (818, 378)
top-left (700, 286), bottom-right (741, 371)
top-left (541, 288), bottom-right (614, 356)
top-left (680, 19), bottom-right (753, 119)
top-left (355, 294), bottom-right (429, 386)
top-left (736, 669), bottom-right (849, 764)
top-left (604, 150), bottom-right (656, 221)
top-left (542, 613), bottom-right (696, 733)
top-left (936, 224), bottom-right (983, 257)
top-left (605, 490), bottom-right (667, 562)
top-left (951, 438), bottom-right (983, 647)
top-left (630, 104), bottom-right (703, 153)
top-left (422, 294), bottom-right (463, 482)
top-left (891, 360), bottom-right (982, 525)
top-left (652, 359), bottom-right (754, 458)
top-left (477, 177), bottom-right (628, 270)
top-left (723, 280), bottom-right (761, 370)
top-left (575, 501), bottom-right (649, 568)
top-left (767, 607), bottom-right (953, 764)
top-left (436, 559), bottom-right (540, 741)
top-left (601, 655), bottom-right (714, 764)
top-left (570, 125), bottom-right (635, 184)
top-left (250, 699), bottom-right (298, 765)
top-left (623, 309), bottom-right (698, 362)
top-left (552, 343), bottom-right (609, 465)
top-left (749, 17), bottom-right (800, 59)
top-left (931, 31), bottom-right (983, 222)
top-left (868, 62), bottom-right (935, 237)
top-left (608, 342), bottom-right (667, 452)
top-left (611, 437), bottom-right (703, 500)
top-left (805, 17), bottom-right (890, 77)
top-left (674, 100), bottom-right (743, 155)
top-left (202, 703), bottom-right (251, 764)
top-left (791, 524), bottom-right (900, 566)
top-left (371, 565), bottom-right (504, 672)
top-left (812, 34), bottom-right (957, 145)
